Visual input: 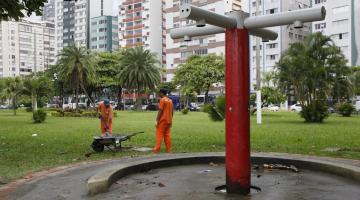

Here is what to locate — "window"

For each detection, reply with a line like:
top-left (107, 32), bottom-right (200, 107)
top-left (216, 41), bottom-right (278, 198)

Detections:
top-left (267, 54), bottom-right (277, 60)
top-left (289, 32), bottom-right (293, 38)
top-left (315, 22), bottom-right (326, 29)
top-left (266, 8), bottom-right (278, 14)
top-left (252, 45), bottom-right (262, 51)
top-left (181, 51), bottom-right (192, 59)
top-left (134, 3), bottom-right (142, 9)
top-left (91, 37), bottom-right (97, 42)
top-left (126, 39), bottom-right (133, 44)
top-left (91, 21), bottom-right (97, 25)
top-left (315, 0), bottom-right (326, 4)
top-left (194, 49), bottom-right (208, 55)
top-left (266, 43), bottom-right (277, 49)
top-left (135, 12), bottom-right (141, 17)
top-left (135, 37), bottom-right (142, 43)
top-left (127, 5), bottom-right (132, 10)
top-left (252, 0), bottom-right (262, 7)
top-left (126, 22), bottom-right (133, 27)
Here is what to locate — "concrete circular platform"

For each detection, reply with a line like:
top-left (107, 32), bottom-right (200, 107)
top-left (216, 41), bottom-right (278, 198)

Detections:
top-left (4, 153), bottom-right (360, 200)
top-left (94, 164), bottom-right (360, 200)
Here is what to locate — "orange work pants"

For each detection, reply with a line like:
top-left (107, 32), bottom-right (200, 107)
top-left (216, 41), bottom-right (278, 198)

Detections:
top-left (101, 120), bottom-right (113, 136)
top-left (153, 122), bottom-right (171, 153)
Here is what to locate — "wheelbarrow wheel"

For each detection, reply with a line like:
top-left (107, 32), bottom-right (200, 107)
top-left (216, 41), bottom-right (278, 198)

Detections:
top-left (91, 140), bottom-right (104, 152)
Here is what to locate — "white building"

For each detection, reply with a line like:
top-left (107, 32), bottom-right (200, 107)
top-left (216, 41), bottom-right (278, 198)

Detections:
top-left (118, 0), bottom-right (164, 65)
top-left (42, 0), bottom-right (55, 22)
top-left (312, 0), bottom-right (360, 67)
top-left (248, 0), bottom-right (311, 88)
top-left (0, 20), bottom-right (56, 78)
top-left (54, 0), bottom-right (89, 54)
top-left (165, 0), bottom-right (244, 82)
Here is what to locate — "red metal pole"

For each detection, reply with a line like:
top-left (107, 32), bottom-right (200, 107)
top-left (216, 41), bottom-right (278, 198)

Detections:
top-left (225, 28), bottom-right (250, 194)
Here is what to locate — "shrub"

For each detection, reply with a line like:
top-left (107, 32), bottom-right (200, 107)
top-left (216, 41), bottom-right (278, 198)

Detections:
top-left (336, 103), bottom-right (355, 117)
top-left (33, 109), bottom-right (47, 123)
top-left (26, 107), bottom-right (33, 112)
top-left (204, 96), bottom-right (225, 121)
top-left (50, 111), bottom-right (61, 117)
top-left (182, 108), bottom-right (189, 115)
top-left (300, 101), bottom-right (329, 123)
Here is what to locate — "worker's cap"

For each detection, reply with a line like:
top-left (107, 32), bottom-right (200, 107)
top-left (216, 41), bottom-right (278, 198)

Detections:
top-left (104, 99), bottom-right (110, 106)
top-left (159, 88), bottom-right (168, 95)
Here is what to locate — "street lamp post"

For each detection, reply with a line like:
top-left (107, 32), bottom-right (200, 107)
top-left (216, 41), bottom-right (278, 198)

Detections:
top-left (171, 4), bottom-right (326, 194)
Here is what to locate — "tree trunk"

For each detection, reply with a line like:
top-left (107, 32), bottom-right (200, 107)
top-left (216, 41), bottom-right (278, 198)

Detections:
top-left (135, 87), bottom-right (142, 111)
top-left (75, 84), bottom-right (79, 113)
top-left (32, 93), bottom-right (38, 112)
top-left (117, 86), bottom-right (122, 110)
top-left (12, 96), bottom-right (16, 116)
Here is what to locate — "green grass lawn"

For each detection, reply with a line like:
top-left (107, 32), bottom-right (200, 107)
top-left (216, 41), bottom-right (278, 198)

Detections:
top-left (0, 110), bottom-right (359, 182)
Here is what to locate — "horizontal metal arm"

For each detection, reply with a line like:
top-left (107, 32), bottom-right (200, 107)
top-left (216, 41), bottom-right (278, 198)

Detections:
top-left (249, 28), bottom-right (278, 41)
top-left (244, 6), bottom-right (326, 29)
top-left (171, 25), bottom-right (278, 42)
top-left (180, 4), bottom-right (237, 29)
top-left (170, 25), bottom-right (225, 40)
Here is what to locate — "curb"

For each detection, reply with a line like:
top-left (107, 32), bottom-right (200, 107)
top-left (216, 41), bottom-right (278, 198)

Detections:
top-left (87, 153), bottom-right (360, 196)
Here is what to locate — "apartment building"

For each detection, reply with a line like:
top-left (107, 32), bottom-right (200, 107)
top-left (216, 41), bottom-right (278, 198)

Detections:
top-left (54, 0), bottom-right (89, 54)
top-left (164, 0), bottom-right (244, 81)
top-left (0, 20), bottom-right (56, 78)
top-left (248, 0), bottom-right (311, 88)
top-left (90, 16), bottom-right (119, 52)
top-left (42, 0), bottom-right (56, 22)
top-left (118, 0), bottom-right (164, 61)
top-left (312, 0), bottom-right (360, 66)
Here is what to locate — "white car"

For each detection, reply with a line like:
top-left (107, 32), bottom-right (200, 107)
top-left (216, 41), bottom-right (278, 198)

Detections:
top-left (290, 104), bottom-right (302, 112)
top-left (267, 105), bottom-right (280, 112)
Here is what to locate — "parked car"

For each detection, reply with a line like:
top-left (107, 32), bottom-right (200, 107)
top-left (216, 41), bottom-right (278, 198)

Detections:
top-left (328, 107), bottom-right (336, 113)
top-left (189, 102), bottom-right (200, 111)
top-left (0, 105), bottom-right (8, 109)
top-left (267, 105), bottom-right (280, 112)
top-left (290, 104), bottom-right (302, 112)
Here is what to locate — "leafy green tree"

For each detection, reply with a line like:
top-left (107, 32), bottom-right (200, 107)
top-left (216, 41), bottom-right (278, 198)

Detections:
top-left (0, 0), bottom-right (48, 21)
top-left (94, 51), bottom-right (123, 105)
top-left (118, 46), bottom-right (161, 109)
top-left (174, 55), bottom-right (225, 103)
top-left (1, 77), bottom-right (24, 115)
top-left (157, 82), bottom-right (176, 94)
top-left (57, 45), bottom-right (95, 111)
top-left (276, 32), bottom-right (350, 122)
top-left (23, 73), bottom-right (53, 112)
top-left (350, 66), bottom-right (360, 96)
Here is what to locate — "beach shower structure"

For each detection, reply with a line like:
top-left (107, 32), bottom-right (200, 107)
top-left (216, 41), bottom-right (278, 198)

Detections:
top-left (170, 4), bottom-right (326, 195)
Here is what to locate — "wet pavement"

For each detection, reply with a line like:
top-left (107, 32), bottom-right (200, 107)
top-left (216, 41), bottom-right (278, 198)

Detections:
top-left (4, 153), bottom-right (360, 200)
top-left (95, 164), bottom-right (360, 200)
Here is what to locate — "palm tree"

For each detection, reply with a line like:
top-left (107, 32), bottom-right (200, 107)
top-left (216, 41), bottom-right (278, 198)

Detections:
top-left (23, 73), bottom-right (52, 112)
top-left (1, 77), bottom-right (24, 115)
top-left (118, 46), bottom-right (161, 109)
top-left (276, 32), bottom-right (350, 122)
top-left (57, 45), bottom-right (95, 111)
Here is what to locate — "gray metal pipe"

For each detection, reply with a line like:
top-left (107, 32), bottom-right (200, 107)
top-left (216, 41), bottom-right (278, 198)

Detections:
top-left (170, 25), bottom-right (225, 40)
top-left (244, 6), bottom-right (326, 29)
top-left (180, 4), bottom-right (237, 29)
top-left (249, 28), bottom-right (278, 41)
top-left (171, 25), bottom-right (278, 42)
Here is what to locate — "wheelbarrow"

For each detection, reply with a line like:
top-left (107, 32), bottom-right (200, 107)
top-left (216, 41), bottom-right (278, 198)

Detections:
top-left (91, 131), bottom-right (144, 152)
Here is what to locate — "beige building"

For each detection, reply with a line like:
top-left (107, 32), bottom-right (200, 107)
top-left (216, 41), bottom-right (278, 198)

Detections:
top-left (164, 0), bottom-right (244, 82)
top-left (0, 20), bottom-right (56, 78)
top-left (118, 0), bottom-right (165, 68)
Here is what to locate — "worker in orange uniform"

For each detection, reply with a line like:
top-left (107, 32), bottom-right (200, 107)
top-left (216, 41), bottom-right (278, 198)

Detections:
top-left (153, 89), bottom-right (173, 153)
top-left (96, 99), bottom-right (113, 137)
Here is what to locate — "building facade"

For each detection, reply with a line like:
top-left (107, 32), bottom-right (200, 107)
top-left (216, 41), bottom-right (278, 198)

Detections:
top-left (42, 0), bottom-right (55, 22)
top-left (118, 0), bottom-right (164, 61)
top-left (0, 20), bottom-right (56, 78)
top-left (248, 0), bottom-right (311, 88)
top-left (54, 0), bottom-right (89, 54)
top-left (90, 16), bottom-right (119, 52)
top-left (312, 0), bottom-right (360, 66)
top-left (164, 0), bottom-right (244, 82)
